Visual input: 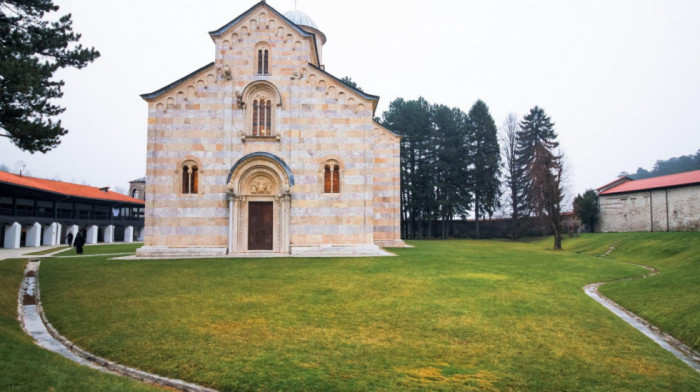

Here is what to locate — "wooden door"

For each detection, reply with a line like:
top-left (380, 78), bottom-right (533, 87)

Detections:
top-left (248, 202), bottom-right (273, 250)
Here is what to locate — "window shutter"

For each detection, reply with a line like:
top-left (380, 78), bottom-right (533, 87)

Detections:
top-left (332, 166), bottom-right (340, 193)
top-left (324, 165), bottom-right (331, 193)
top-left (252, 100), bottom-right (259, 136)
top-left (264, 50), bottom-right (269, 74)
top-left (192, 167), bottom-right (199, 194)
top-left (182, 167), bottom-right (189, 193)
top-left (265, 100), bottom-right (272, 136)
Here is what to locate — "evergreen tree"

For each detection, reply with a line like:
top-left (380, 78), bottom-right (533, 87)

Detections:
top-left (382, 97), bottom-right (433, 238)
top-left (340, 76), bottom-right (363, 92)
top-left (629, 149), bottom-right (700, 179)
top-left (467, 100), bottom-right (501, 238)
top-left (0, 0), bottom-right (100, 153)
top-left (573, 189), bottom-right (600, 232)
top-left (516, 106), bottom-right (564, 249)
top-left (433, 104), bottom-right (470, 238)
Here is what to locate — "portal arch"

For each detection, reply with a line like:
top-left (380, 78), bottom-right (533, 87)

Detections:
top-left (226, 152), bottom-right (292, 254)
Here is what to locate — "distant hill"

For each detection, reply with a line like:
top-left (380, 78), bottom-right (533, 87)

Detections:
top-left (619, 150), bottom-right (700, 180)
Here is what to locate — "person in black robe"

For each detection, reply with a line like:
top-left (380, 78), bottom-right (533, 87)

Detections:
top-left (66, 232), bottom-right (74, 246)
top-left (74, 231), bottom-right (86, 254)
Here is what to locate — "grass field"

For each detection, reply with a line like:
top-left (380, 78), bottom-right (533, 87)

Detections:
top-left (0, 258), bottom-right (162, 392)
top-left (37, 237), bottom-right (700, 391)
top-left (530, 232), bottom-right (700, 352)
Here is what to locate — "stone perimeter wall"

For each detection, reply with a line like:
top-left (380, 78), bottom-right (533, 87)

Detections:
top-left (598, 184), bottom-right (700, 232)
top-left (143, 4), bottom-right (402, 251)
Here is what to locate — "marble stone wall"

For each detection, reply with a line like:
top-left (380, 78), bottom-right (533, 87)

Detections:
top-left (140, 3), bottom-right (403, 255)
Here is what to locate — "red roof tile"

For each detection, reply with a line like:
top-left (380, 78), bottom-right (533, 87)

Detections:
top-left (0, 171), bottom-right (144, 205)
top-left (596, 176), bottom-right (633, 193)
top-left (599, 170), bottom-right (700, 195)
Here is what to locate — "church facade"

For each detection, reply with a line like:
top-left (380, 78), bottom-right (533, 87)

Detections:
top-left (137, 1), bottom-right (404, 257)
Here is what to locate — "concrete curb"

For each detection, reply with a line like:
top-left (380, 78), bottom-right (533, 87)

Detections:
top-left (19, 260), bottom-right (219, 392)
top-left (584, 252), bottom-right (700, 373)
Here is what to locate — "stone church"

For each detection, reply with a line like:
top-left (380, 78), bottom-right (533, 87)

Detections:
top-left (137, 1), bottom-right (405, 257)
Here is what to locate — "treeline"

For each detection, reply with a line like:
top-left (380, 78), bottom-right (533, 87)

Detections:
top-left (381, 98), bottom-right (565, 248)
top-left (623, 150), bottom-right (700, 180)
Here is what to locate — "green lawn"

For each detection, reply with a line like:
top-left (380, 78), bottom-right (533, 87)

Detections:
top-left (0, 258), bottom-right (162, 392)
top-left (53, 243), bottom-right (142, 256)
top-left (38, 238), bottom-right (700, 391)
top-left (554, 232), bottom-right (700, 352)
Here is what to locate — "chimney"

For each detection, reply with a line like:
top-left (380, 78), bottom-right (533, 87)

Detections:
top-left (99, 187), bottom-right (110, 192)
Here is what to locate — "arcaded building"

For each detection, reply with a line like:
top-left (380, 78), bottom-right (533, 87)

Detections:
top-left (138, 1), bottom-right (404, 257)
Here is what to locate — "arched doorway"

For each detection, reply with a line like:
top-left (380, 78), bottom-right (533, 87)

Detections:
top-left (226, 153), bottom-right (293, 254)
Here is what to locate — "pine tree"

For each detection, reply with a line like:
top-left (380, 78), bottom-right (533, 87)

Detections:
top-left (516, 106), bottom-right (564, 249)
top-left (0, 0), bottom-right (100, 152)
top-left (574, 189), bottom-right (600, 232)
top-left (433, 104), bottom-right (470, 238)
top-left (382, 97), bottom-right (433, 238)
top-left (467, 100), bottom-right (501, 238)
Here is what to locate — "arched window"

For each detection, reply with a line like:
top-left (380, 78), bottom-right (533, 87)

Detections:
top-left (182, 163), bottom-right (198, 194)
top-left (252, 99), bottom-right (272, 136)
top-left (324, 162), bottom-right (340, 193)
top-left (257, 49), bottom-right (269, 74)
top-left (131, 189), bottom-right (139, 199)
top-left (242, 81), bottom-right (280, 140)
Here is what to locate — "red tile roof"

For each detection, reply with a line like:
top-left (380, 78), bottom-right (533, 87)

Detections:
top-left (599, 170), bottom-right (700, 195)
top-left (596, 176), bottom-right (633, 193)
top-left (0, 171), bottom-right (144, 205)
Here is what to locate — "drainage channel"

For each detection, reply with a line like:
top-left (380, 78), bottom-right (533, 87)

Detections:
top-left (18, 259), bottom-right (218, 392)
top-left (584, 256), bottom-right (700, 373)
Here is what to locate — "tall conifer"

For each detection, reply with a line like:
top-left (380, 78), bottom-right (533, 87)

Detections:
top-left (467, 100), bottom-right (501, 238)
top-left (1, 0), bottom-right (100, 152)
top-left (516, 106), bottom-right (564, 249)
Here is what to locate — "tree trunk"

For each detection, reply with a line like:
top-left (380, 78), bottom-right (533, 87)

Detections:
top-left (552, 225), bottom-right (562, 249)
top-left (475, 195), bottom-right (480, 239)
top-left (550, 214), bottom-right (562, 250)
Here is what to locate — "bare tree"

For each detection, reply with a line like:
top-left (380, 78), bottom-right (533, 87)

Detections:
top-left (528, 144), bottom-right (565, 249)
top-left (500, 113), bottom-right (525, 239)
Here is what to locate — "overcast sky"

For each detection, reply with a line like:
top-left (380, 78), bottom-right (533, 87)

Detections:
top-left (2, 0), bottom-right (699, 204)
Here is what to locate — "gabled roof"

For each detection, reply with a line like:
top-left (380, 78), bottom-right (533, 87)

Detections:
top-left (141, 62), bottom-right (214, 101)
top-left (0, 171), bottom-right (144, 205)
top-left (599, 170), bottom-right (700, 195)
top-left (209, 1), bottom-right (321, 64)
top-left (373, 120), bottom-right (402, 139)
top-left (307, 63), bottom-right (380, 113)
top-left (596, 176), bottom-right (633, 193)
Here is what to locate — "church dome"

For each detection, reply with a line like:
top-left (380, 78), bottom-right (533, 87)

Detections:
top-left (284, 10), bottom-right (319, 30)
top-left (284, 9), bottom-right (326, 45)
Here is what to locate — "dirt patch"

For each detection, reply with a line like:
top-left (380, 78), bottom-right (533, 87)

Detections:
top-left (23, 293), bottom-right (36, 305)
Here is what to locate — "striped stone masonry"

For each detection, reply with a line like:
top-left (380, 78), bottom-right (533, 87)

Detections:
top-left (138, 2), bottom-right (405, 257)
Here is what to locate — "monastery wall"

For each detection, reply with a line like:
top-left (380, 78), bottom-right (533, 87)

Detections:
top-left (598, 185), bottom-right (700, 232)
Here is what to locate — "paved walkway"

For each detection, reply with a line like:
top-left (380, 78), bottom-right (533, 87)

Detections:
top-left (0, 245), bottom-right (65, 261)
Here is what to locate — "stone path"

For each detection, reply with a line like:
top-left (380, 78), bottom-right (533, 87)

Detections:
top-left (584, 244), bottom-right (700, 373)
top-left (18, 259), bottom-right (219, 392)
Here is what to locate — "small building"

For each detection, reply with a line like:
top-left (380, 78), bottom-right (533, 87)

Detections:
top-left (597, 170), bottom-right (700, 232)
top-left (138, 1), bottom-right (404, 257)
top-left (129, 177), bottom-right (146, 201)
top-left (0, 171), bottom-right (145, 249)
